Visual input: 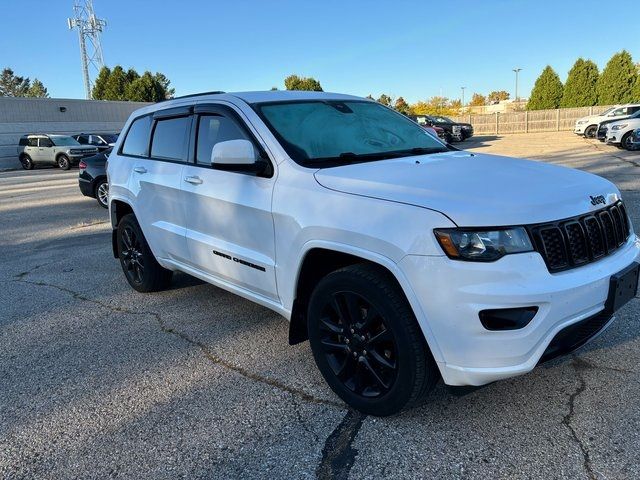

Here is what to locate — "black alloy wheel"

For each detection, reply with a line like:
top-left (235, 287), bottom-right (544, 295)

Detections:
top-left (308, 264), bottom-right (438, 416)
top-left (317, 290), bottom-right (399, 398)
top-left (117, 214), bottom-right (172, 292)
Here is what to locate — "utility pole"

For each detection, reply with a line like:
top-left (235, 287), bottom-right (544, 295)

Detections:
top-left (461, 86), bottom-right (466, 113)
top-left (512, 68), bottom-right (522, 106)
top-left (68, 0), bottom-right (107, 99)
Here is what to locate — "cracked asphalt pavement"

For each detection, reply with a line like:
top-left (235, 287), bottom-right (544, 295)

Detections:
top-left (1, 132), bottom-right (640, 479)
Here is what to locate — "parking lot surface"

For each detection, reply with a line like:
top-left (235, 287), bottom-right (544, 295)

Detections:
top-left (1, 132), bottom-right (640, 479)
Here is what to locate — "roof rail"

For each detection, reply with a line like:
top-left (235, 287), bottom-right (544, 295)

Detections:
top-left (163, 91), bottom-right (225, 102)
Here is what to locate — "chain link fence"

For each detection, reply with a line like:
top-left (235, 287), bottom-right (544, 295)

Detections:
top-left (450, 105), bottom-right (614, 135)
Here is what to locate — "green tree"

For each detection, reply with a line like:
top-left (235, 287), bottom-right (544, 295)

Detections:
top-left (597, 50), bottom-right (637, 105)
top-left (527, 66), bottom-right (563, 110)
top-left (284, 74), bottom-right (323, 91)
top-left (26, 78), bottom-right (49, 98)
top-left (561, 58), bottom-right (599, 107)
top-left (103, 65), bottom-right (128, 100)
top-left (469, 93), bottom-right (486, 106)
top-left (92, 66), bottom-right (111, 99)
top-left (377, 94), bottom-right (392, 106)
top-left (487, 90), bottom-right (510, 103)
top-left (394, 96), bottom-right (411, 115)
top-left (0, 67), bottom-right (30, 97)
top-left (633, 75), bottom-right (640, 103)
top-left (92, 66), bottom-right (174, 101)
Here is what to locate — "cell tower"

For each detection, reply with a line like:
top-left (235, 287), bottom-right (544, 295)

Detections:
top-left (67, 0), bottom-right (107, 99)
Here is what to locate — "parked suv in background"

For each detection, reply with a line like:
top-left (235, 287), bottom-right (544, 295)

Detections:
top-left (107, 91), bottom-right (639, 416)
top-left (574, 105), bottom-right (622, 137)
top-left (17, 134), bottom-right (98, 170)
top-left (596, 104), bottom-right (640, 141)
top-left (603, 112), bottom-right (640, 149)
top-left (410, 115), bottom-right (474, 142)
top-left (73, 133), bottom-right (119, 152)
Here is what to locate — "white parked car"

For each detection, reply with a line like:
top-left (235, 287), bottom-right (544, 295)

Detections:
top-left (107, 91), bottom-right (640, 415)
top-left (604, 113), bottom-right (640, 149)
top-left (574, 104), bottom-right (640, 138)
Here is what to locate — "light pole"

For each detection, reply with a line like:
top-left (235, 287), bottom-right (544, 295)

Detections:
top-left (461, 86), bottom-right (466, 113)
top-left (512, 68), bottom-right (522, 105)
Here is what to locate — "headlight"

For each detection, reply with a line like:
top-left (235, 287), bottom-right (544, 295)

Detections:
top-left (69, 149), bottom-right (80, 154)
top-left (612, 124), bottom-right (628, 130)
top-left (434, 227), bottom-right (533, 261)
top-left (576, 120), bottom-right (588, 125)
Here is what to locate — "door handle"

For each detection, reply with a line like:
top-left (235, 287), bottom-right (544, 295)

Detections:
top-left (184, 176), bottom-right (203, 185)
top-left (133, 166), bottom-right (147, 174)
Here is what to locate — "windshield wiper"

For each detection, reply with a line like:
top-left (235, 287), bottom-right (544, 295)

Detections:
top-left (306, 147), bottom-right (447, 167)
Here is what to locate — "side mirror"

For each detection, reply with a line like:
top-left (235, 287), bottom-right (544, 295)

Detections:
top-left (211, 139), bottom-right (267, 174)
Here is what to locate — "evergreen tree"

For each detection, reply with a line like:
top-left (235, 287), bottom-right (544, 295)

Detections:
top-left (394, 96), bottom-right (411, 115)
top-left (527, 66), bottom-right (563, 110)
top-left (92, 67), bottom-right (111, 99)
top-left (103, 66), bottom-right (128, 100)
top-left (284, 74), bottom-right (323, 91)
top-left (26, 79), bottom-right (49, 98)
top-left (0, 68), bottom-right (30, 97)
top-left (596, 50), bottom-right (637, 105)
top-left (561, 58), bottom-right (599, 107)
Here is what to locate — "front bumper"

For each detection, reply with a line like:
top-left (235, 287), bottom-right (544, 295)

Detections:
top-left (399, 234), bottom-right (640, 386)
top-left (574, 124), bottom-right (586, 134)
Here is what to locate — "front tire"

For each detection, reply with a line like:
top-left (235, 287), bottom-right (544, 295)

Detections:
top-left (584, 125), bottom-right (597, 138)
top-left (95, 179), bottom-right (109, 209)
top-left (307, 264), bottom-right (438, 416)
top-left (621, 132), bottom-right (635, 151)
top-left (117, 214), bottom-right (172, 292)
top-left (57, 154), bottom-right (71, 170)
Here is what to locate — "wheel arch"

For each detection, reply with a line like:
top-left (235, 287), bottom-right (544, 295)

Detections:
top-left (288, 242), bottom-right (444, 363)
top-left (110, 199), bottom-right (135, 258)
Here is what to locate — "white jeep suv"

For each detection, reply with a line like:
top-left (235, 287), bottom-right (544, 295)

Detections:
top-left (574, 104), bottom-right (639, 138)
top-left (604, 113), bottom-right (640, 149)
top-left (107, 91), bottom-right (640, 415)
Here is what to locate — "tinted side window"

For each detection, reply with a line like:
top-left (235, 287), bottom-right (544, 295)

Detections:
top-left (150, 116), bottom-right (191, 161)
top-left (39, 137), bottom-right (53, 148)
top-left (77, 135), bottom-right (89, 144)
top-left (122, 115), bottom-right (153, 157)
top-left (27, 137), bottom-right (38, 147)
top-left (196, 115), bottom-right (251, 165)
top-left (19, 137), bottom-right (28, 146)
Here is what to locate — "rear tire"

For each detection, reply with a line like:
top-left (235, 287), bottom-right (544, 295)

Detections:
top-left (307, 264), bottom-right (438, 416)
top-left (94, 179), bottom-right (109, 209)
top-left (117, 214), bottom-right (172, 292)
top-left (584, 125), bottom-right (597, 138)
top-left (57, 154), bottom-right (71, 170)
top-left (20, 155), bottom-right (34, 170)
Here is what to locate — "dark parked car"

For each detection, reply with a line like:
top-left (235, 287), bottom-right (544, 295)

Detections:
top-left (410, 115), bottom-right (473, 142)
top-left (72, 133), bottom-right (119, 152)
top-left (78, 148), bottom-right (110, 208)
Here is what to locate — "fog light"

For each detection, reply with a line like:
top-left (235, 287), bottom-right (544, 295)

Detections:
top-left (479, 307), bottom-right (538, 331)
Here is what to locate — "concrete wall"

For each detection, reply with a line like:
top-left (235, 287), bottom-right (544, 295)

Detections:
top-left (0, 97), bottom-right (151, 170)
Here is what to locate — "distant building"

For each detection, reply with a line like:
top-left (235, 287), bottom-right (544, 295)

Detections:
top-left (465, 99), bottom-right (528, 115)
top-left (0, 97), bottom-right (150, 169)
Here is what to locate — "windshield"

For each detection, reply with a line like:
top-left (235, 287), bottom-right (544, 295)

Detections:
top-left (100, 134), bottom-right (118, 143)
top-left (599, 107), bottom-right (616, 116)
top-left (255, 100), bottom-right (448, 167)
top-left (51, 136), bottom-right (80, 146)
top-left (432, 116), bottom-right (453, 123)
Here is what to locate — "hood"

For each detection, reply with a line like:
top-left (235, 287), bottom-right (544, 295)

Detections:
top-left (314, 151), bottom-right (619, 227)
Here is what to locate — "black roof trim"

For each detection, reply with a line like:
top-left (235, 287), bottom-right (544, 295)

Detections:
top-left (159, 91), bottom-right (225, 103)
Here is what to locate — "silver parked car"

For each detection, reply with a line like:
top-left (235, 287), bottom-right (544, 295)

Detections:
top-left (17, 134), bottom-right (98, 170)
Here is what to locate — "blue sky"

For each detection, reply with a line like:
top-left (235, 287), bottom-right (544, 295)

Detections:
top-left (2, 0), bottom-right (638, 102)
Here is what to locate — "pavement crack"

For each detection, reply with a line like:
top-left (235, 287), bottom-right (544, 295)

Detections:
top-left (562, 356), bottom-right (597, 480)
top-left (13, 278), bottom-right (343, 409)
top-left (316, 409), bottom-right (366, 480)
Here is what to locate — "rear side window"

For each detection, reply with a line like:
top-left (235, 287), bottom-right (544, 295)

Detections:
top-left (27, 137), bottom-right (38, 147)
top-left (77, 135), bottom-right (89, 144)
top-left (150, 116), bottom-right (191, 161)
top-left (122, 115), bottom-right (153, 157)
top-left (196, 115), bottom-right (251, 165)
top-left (19, 137), bottom-right (28, 146)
